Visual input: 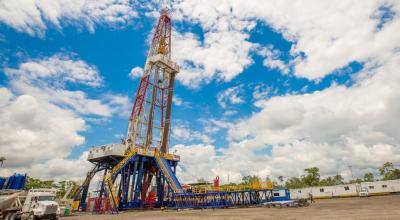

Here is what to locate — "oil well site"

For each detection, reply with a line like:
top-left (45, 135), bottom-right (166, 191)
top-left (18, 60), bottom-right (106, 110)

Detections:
top-left (1, 1), bottom-right (400, 220)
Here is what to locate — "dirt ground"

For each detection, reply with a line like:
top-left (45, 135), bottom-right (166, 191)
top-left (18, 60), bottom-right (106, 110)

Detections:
top-left (63, 195), bottom-right (400, 220)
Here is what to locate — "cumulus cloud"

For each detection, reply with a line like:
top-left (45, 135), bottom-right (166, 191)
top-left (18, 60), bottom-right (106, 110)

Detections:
top-left (169, 0), bottom-right (400, 85)
top-left (225, 54), bottom-right (400, 180)
top-left (173, 28), bottom-right (255, 88)
top-left (172, 123), bottom-right (213, 144)
top-left (5, 53), bottom-right (102, 87)
top-left (155, 1), bottom-right (400, 183)
top-left (217, 85), bottom-right (245, 109)
top-left (252, 83), bottom-right (273, 101)
top-left (0, 0), bottom-right (138, 36)
top-left (171, 144), bottom-right (218, 183)
top-left (171, 42), bottom-right (400, 184)
top-left (172, 95), bottom-right (183, 106)
top-left (0, 87), bottom-right (85, 168)
top-left (257, 45), bottom-right (289, 74)
top-left (128, 66), bottom-right (143, 79)
top-left (0, 53), bottom-right (129, 179)
top-left (172, 94), bottom-right (190, 108)
top-left (3, 54), bottom-right (132, 117)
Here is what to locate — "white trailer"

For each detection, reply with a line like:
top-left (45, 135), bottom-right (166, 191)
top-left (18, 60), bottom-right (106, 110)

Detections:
top-left (0, 189), bottom-right (59, 220)
top-left (290, 179), bottom-right (400, 199)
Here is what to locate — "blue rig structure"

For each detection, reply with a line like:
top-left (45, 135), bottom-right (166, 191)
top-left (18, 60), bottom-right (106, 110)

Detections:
top-left (73, 9), bottom-right (275, 213)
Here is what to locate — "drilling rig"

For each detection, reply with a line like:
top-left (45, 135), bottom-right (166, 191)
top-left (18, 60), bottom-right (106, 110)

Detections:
top-left (101, 8), bottom-right (182, 212)
top-left (74, 9), bottom-right (274, 213)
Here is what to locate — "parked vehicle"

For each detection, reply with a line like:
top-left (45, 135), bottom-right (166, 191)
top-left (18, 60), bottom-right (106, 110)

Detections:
top-left (0, 189), bottom-right (60, 220)
top-left (358, 187), bottom-right (369, 197)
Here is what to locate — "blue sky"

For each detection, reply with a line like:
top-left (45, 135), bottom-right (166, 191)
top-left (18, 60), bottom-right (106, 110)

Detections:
top-left (1, 1), bottom-right (400, 183)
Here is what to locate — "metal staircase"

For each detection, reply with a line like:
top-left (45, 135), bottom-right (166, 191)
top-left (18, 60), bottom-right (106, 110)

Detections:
top-left (155, 154), bottom-right (183, 193)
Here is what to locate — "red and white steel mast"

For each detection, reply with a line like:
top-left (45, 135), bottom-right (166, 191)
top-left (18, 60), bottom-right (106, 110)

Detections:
top-left (125, 8), bottom-right (179, 154)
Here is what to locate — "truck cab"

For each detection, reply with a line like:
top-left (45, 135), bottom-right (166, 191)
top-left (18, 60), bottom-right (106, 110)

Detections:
top-left (21, 189), bottom-right (59, 220)
top-left (358, 187), bottom-right (369, 197)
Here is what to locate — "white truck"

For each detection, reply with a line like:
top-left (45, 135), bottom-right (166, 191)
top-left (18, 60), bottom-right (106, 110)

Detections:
top-left (358, 187), bottom-right (369, 197)
top-left (0, 189), bottom-right (60, 220)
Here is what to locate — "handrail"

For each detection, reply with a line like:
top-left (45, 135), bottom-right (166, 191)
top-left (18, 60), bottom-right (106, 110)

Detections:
top-left (155, 154), bottom-right (182, 193)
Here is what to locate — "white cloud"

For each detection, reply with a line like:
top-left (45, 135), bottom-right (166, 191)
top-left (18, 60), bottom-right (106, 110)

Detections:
top-left (5, 53), bottom-right (102, 87)
top-left (199, 118), bottom-right (233, 135)
top-left (171, 51), bottom-right (400, 184)
top-left (0, 87), bottom-right (87, 172)
top-left (0, 0), bottom-right (138, 36)
top-left (240, 0), bottom-right (400, 80)
top-left (222, 110), bottom-right (238, 117)
top-left (0, 53), bottom-right (130, 180)
top-left (217, 85), bottom-right (245, 109)
top-left (104, 94), bottom-right (132, 118)
top-left (173, 29), bottom-right (255, 88)
top-left (23, 152), bottom-right (92, 180)
top-left (171, 144), bottom-right (218, 183)
top-left (4, 54), bottom-right (131, 117)
top-left (173, 95), bottom-right (183, 106)
top-left (172, 94), bottom-right (190, 108)
top-left (257, 45), bottom-right (289, 74)
top-left (128, 66), bottom-right (143, 79)
top-left (172, 124), bottom-right (213, 144)
top-left (252, 83), bottom-right (272, 101)
top-left (225, 53), bottom-right (400, 179)
top-left (170, 0), bottom-right (400, 84)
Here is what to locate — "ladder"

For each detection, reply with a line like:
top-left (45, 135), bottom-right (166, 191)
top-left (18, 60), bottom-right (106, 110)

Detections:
top-left (155, 154), bottom-right (183, 193)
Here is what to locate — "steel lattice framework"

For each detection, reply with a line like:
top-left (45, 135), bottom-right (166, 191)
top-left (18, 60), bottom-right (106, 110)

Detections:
top-left (93, 9), bottom-right (182, 213)
top-left (125, 8), bottom-right (178, 154)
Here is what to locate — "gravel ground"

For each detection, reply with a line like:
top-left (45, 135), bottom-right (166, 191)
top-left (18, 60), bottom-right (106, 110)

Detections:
top-left (63, 194), bottom-right (400, 220)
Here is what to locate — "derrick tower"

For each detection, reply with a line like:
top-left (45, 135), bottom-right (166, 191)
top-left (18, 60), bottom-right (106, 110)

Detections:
top-left (125, 8), bottom-right (179, 154)
top-left (93, 9), bottom-right (182, 213)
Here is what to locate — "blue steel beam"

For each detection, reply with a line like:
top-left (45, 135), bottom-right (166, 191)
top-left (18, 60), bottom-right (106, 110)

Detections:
top-left (133, 157), bottom-right (145, 206)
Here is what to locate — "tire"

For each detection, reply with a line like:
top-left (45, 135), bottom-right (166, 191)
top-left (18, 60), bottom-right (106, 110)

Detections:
top-left (27, 214), bottom-right (35, 220)
top-left (10, 213), bottom-right (18, 220)
top-left (5, 213), bottom-right (12, 220)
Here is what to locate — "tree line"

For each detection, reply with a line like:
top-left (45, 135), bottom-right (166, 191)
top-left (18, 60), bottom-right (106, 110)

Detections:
top-left (24, 177), bottom-right (78, 198)
top-left (234, 162), bottom-right (400, 189)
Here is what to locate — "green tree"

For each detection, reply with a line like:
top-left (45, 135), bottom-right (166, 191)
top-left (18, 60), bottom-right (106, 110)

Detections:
top-left (318, 174), bottom-right (343, 186)
top-left (379, 162), bottom-right (400, 180)
top-left (0, 156), bottom-right (5, 166)
top-left (285, 177), bottom-right (305, 189)
top-left (332, 174), bottom-right (344, 185)
top-left (278, 176), bottom-right (284, 184)
top-left (241, 175), bottom-right (260, 185)
top-left (319, 177), bottom-right (332, 186)
top-left (348, 178), bottom-right (363, 184)
top-left (302, 167), bottom-right (320, 186)
top-left (57, 180), bottom-right (79, 198)
top-left (24, 177), bottom-right (54, 190)
top-left (363, 172), bottom-right (374, 182)
top-left (196, 178), bottom-right (207, 183)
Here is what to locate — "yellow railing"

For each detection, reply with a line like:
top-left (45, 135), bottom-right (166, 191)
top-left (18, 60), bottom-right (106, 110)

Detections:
top-left (155, 153), bottom-right (181, 193)
top-left (189, 180), bottom-right (273, 193)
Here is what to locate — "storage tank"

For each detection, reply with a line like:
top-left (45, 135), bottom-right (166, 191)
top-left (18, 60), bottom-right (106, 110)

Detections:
top-left (5, 173), bottom-right (27, 190)
top-left (14, 174), bottom-right (27, 189)
top-left (0, 177), bottom-right (6, 189)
